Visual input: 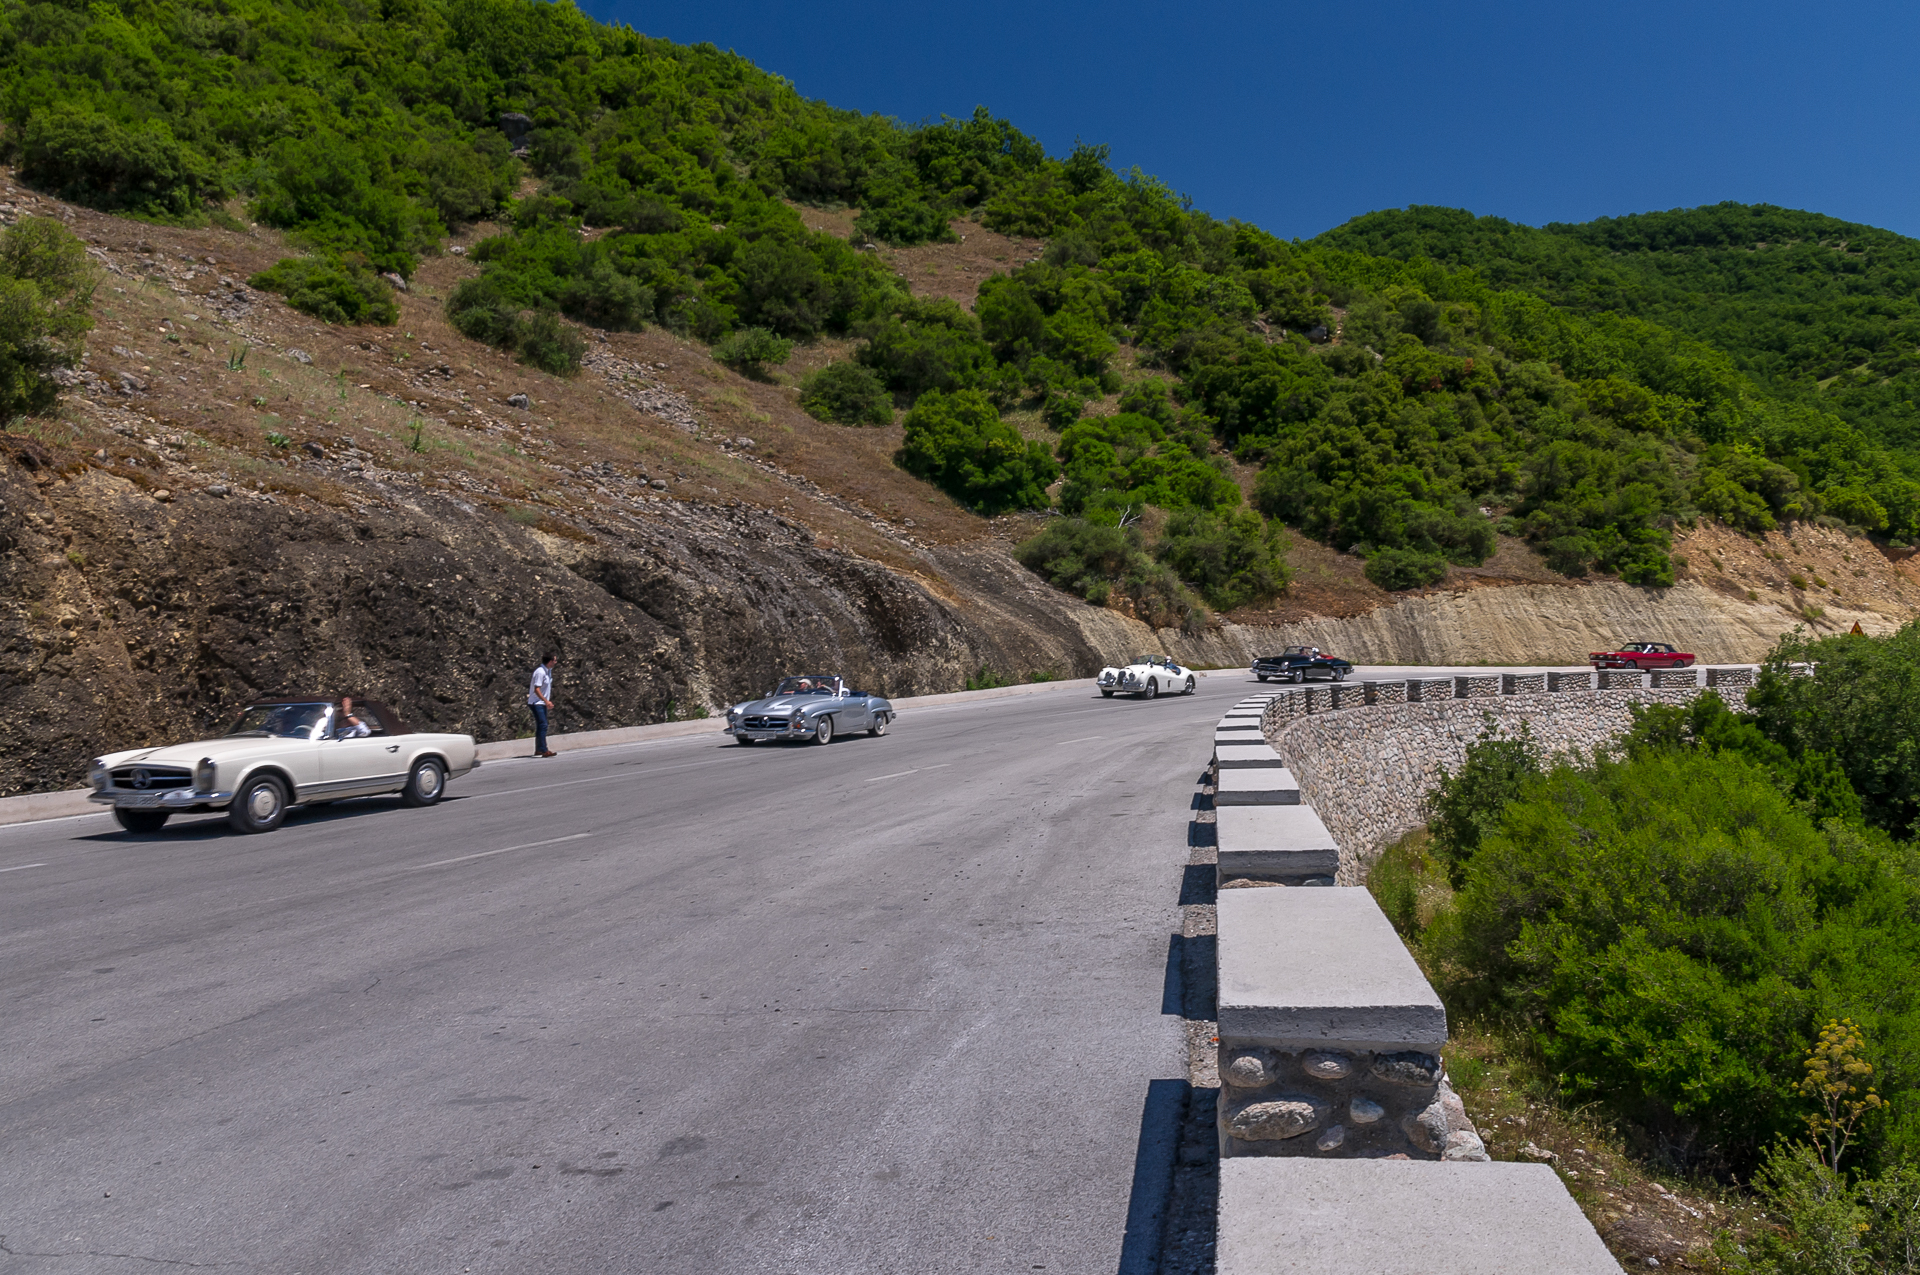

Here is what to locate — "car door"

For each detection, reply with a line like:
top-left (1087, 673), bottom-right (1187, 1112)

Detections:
top-left (321, 722), bottom-right (407, 797)
top-left (837, 686), bottom-right (871, 732)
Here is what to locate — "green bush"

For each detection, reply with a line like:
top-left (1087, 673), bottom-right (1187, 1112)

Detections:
top-left (248, 256), bottom-right (399, 326)
top-left (558, 258), bottom-right (654, 332)
top-left (799, 361), bottom-right (892, 426)
top-left (1434, 745), bottom-right (1920, 1172)
top-left (711, 327), bottom-right (792, 380)
top-left (1748, 621), bottom-right (1920, 840)
top-left (510, 310), bottom-right (586, 377)
top-left (897, 388), bottom-right (1056, 515)
top-left (856, 299), bottom-right (1000, 402)
top-left (1363, 546), bottom-right (1449, 591)
top-left (1425, 719), bottom-right (1541, 887)
top-left (1153, 507), bottom-right (1290, 610)
top-left (19, 109), bottom-right (222, 220)
top-left (0, 217), bottom-right (95, 421)
top-left (1013, 516), bottom-right (1203, 629)
top-left (446, 278), bottom-right (584, 375)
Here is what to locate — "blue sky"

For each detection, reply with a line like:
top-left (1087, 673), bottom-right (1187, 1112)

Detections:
top-left (577, 0), bottom-right (1920, 241)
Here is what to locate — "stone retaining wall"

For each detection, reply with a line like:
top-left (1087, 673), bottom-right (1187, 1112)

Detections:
top-left (1270, 681), bottom-right (1737, 884)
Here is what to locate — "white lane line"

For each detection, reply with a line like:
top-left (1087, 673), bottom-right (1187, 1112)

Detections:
top-left (865, 764), bottom-right (953, 783)
top-left (1055, 736), bottom-right (1105, 745)
top-left (407, 832), bottom-right (593, 870)
top-left (0, 862), bottom-right (47, 873)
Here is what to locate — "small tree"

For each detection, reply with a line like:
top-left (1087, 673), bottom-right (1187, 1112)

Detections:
top-left (1801, 1018), bottom-right (1882, 1173)
top-left (0, 217), bottom-right (96, 423)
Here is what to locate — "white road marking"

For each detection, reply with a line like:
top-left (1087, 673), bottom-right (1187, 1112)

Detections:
top-left (0, 862), bottom-right (47, 873)
top-left (407, 832), bottom-right (593, 870)
top-left (1055, 736), bottom-right (1105, 745)
top-left (865, 764), bottom-right (953, 783)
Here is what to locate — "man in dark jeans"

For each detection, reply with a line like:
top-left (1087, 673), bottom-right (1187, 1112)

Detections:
top-left (528, 653), bottom-right (557, 758)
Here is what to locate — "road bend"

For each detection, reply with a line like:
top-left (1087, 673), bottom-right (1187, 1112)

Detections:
top-left (0, 673), bottom-right (1277, 1274)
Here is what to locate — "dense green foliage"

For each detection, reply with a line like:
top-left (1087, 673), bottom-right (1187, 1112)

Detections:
top-left (0, 216), bottom-right (95, 423)
top-left (798, 360), bottom-right (892, 425)
top-left (1011, 517), bottom-right (1201, 629)
top-left (248, 256), bottom-right (399, 326)
top-left (896, 388), bottom-right (1056, 515)
top-left (1152, 506), bottom-right (1290, 610)
top-left (8, 0), bottom-right (1920, 586)
top-left (1413, 625), bottom-right (1920, 1177)
top-left (1722, 1142), bottom-right (1920, 1273)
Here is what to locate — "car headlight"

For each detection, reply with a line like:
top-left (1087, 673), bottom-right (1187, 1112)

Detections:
top-left (89, 758), bottom-right (109, 792)
top-left (194, 757), bottom-right (217, 793)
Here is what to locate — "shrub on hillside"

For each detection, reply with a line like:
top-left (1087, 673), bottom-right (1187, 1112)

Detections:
top-left (1363, 546), bottom-right (1448, 591)
top-left (20, 109), bottom-right (222, 220)
top-left (1425, 721), bottom-right (1541, 887)
top-left (1013, 516), bottom-right (1203, 629)
top-left (711, 327), bottom-right (792, 380)
top-left (446, 277), bottom-right (584, 374)
top-left (799, 361), bottom-right (892, 425)
top-left (249, 256), bottom-right (399, 326)
top-left (1153, 507), bottom-right (1290, 611)
top-left (0, 217), bottom-right (96, 421)
top-left (897, 388), bottom-right (1056, 515)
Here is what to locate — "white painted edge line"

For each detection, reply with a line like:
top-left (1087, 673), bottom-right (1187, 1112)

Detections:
top-left (865, 763), bottom-right (953, 783)
top-left (0, 862), bottom-right (47, 873)
top-left (407, 832), bottom-right (593, 870)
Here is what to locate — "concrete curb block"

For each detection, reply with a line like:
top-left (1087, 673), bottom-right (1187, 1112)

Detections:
top-left (0, 788), bottom-right (98, 828)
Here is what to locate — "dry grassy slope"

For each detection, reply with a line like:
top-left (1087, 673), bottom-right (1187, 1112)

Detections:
top-left (3, 176), bottom-right (1918, 793)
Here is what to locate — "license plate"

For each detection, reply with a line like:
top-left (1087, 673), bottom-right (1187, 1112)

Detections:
top-left (118, 792), bottom-right (163, 809)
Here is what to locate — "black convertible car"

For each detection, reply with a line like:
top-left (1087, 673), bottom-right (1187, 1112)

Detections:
top-left (1251, 646), bottom-right (1354, 683)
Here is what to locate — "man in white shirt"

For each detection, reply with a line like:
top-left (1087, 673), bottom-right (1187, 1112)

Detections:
top-left (528, 653), bottom-right (557, 757)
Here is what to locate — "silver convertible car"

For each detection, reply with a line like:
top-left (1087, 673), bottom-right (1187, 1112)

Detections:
top-left (88, 697), bottom-right (479, 835)
top-left (723, 675), bottom-right (894, 745)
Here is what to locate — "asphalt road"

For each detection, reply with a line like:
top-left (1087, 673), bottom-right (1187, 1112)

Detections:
top-left (0, 672), bottom-right (1295, 1274)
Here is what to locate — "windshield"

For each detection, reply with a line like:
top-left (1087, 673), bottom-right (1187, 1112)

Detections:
top-left (1283, 647), bottom-right (1315, 657)
top-left (774, 677), bottom-right (837, 696)
top-left (225, 702), bottom-right (331, 739)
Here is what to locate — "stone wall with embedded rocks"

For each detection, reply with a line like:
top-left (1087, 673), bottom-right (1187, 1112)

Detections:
top-left (1217, 1046), bottom-right (1482, 1162)
top-left (1255, 670), bottom-right (1758, 883)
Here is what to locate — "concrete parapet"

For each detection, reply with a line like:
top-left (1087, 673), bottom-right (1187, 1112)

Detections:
top-left (1216, 806), bottom-right (1341, 885)
top-left (1215, 767), bottom-right (1301, 806)
top-left (1650, 667), bottom-right (1700, 688)
top-left (1596, 667), bottom-right (1645, 690)
top-left (1500, 672), bottom-right (1546, 695)
top-left (1216, 888), bottom-right (1450, 1160)
top-left (1217, 742), bottom-right (1288, 770)
top-left (1215, 728), bottom-right (1265, 748)
top-left (1217, 1159), bottom-right (1620, 1274)
top-left (1452, 674), bottom-right (1499, 699)
top-left (1405, 678), bottom-right (1453, 703)
top-left (1364, 680), bottom-right (1407, 706)
top-left (1546, 669), bottom-right (1593, 692)
top-left (1707, 665), bottom-right (1756, 689)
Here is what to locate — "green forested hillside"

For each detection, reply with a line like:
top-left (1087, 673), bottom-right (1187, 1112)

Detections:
top-left (4, 0), bottom-right (1918, 607)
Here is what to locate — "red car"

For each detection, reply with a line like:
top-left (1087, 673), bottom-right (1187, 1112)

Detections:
top-left (1590, 641), bottom-right (1694, 670)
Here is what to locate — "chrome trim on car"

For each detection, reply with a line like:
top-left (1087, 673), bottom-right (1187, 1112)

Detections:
top-left (89, 789), bottom-right (235, 809)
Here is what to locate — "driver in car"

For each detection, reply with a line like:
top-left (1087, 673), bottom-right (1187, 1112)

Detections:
top-left (337, 696), bottom-right (372, 738)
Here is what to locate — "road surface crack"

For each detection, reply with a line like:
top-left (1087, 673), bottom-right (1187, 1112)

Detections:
top-left (0, 1237), bottom-right (249, 1268)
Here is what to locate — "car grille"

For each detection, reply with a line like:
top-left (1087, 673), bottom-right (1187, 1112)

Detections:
top-left (742, 715), bottom-right (789, 730)
top-left (109, 766), bottom-right (192, 791)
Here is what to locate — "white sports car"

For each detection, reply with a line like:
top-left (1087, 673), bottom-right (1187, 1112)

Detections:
top-left (1096, 655), bottom-right (1197, 699)
top-left (88, 696), bottom-right (480, 835)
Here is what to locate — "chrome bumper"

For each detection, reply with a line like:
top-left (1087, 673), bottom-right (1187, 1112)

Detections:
top-left (723, 723), bottom-right (813, 740)
top-left (89, 789), bottom-right (233, 810)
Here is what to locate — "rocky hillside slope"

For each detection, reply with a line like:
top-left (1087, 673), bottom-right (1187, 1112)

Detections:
top-left (4, 175), bottom-right (1916, 795)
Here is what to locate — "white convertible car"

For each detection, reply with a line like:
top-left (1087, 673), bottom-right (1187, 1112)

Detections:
top-left (1096, 654), bottom-right (1197, 698)
top-left (88, 697), bottom-right (480, 835)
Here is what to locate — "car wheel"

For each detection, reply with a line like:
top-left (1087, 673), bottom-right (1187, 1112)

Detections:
top-left (1333, 669), bottom-right (1346, 682)
top-left (1292, 671), bottom-right (1304, 683)
top-left (868, 714), bottom-right (889, 737)
top-left (1256, 674), bottom-right (1269, 683)
top-left (228, 774), bottom-right (289, 835)
top-left (735, 735), bottom-right (756, 746)
top-left (1184, 675), bottom-right (1196, 695)
top-left (401, 758), bottom-right (446, 808)
top-left (814, 716), bottom-right (835, 745)
top-left (1144, 678), bottom-right (1159, 699)
top-left (113, 808), bottom-right (170, 835)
